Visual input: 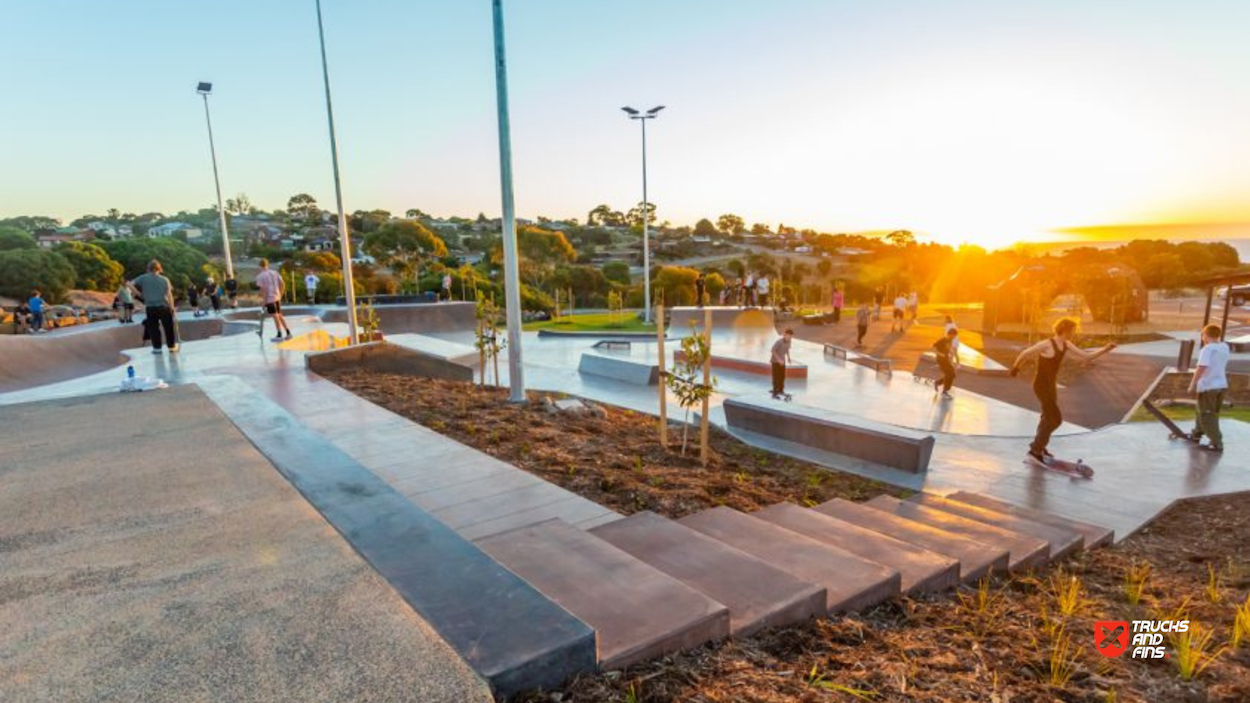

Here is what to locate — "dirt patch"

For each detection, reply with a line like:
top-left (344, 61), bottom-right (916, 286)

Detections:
top-left (326, 370), bottom-right (1249, 703)
top-left (325, 370), bottom-right (901, 516)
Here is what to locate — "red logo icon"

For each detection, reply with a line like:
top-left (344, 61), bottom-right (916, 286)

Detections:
top-left (1095, 621), bottom-right (1130, 658)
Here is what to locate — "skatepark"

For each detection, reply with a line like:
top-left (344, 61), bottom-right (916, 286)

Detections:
top-left (3, 302), bottom-right (1248, 700)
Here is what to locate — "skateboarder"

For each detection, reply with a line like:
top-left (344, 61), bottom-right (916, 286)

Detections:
top-left (891, 292), bottom-right (907, 332)
top-left (1010, 317), bottom-right (1115, 463)
top-left (873, 286), bottom-right (885, 320)
top-left (256, 259), bottom-right (292, 341)
top-left (770, 328), bottom-right (794, 399)
top-left (831, 286), bottom-right (844, 324)
top-left (932, 327), bottom-right (959, 398)
top-left (756, 273), bottom-right (771, 309)
top-left (1187, 324), bottom-right (1229, 452)
top-left (856, 301), bottom-right (871, 348)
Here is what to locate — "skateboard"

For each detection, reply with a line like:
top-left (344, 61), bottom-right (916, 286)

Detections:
top-left (770, 392), bottom-right (793, 402)
top-left (1024, 454), bottom-right (1094, 479)
top-left (1140, 399), bottom-right (1199, 443)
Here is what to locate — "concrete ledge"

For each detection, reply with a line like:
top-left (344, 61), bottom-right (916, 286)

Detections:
top-left (723, 396), bottom-right (934, 474)
top-left (823, 343), bottom-right (892, 374)
top-left (578, 352), bottom-right (660, 385)
top-left (305, 341), bottom-right (474, 383)
top-left (537, 329), bottom-right (658, 339)
top-left (676, 350), bottom-right (808, 379)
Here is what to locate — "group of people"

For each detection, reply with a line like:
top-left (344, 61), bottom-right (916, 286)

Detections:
top-left (716, 272), bottom-right (773, 308)
top-left (185, 277), bottom-right (225, 317)
top-left (9, 290), bottom-right (46, 334)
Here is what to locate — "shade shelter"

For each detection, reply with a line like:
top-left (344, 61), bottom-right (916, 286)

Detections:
top-left (1191, 271), bottom-right (1250, 342)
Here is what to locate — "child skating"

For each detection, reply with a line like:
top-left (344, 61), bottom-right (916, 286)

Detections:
top-left (770, 328), bottom-right (794, 400)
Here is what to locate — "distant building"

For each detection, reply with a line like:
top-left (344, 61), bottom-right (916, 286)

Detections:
top-left (147, 222), bottom-right (194, 238)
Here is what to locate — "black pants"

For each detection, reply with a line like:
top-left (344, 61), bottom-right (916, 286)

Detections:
top-left (833, 306), bottom-right (841, 323)
top-left (145, 306), bottom-right (177, 350)
top-left (937, 358), bottom-right (956, 392)
top-left (771, 362), bottom-right (786, 395)
top-left (857, 324), bottom-right (868, 345)
top-left (1030, 382), bottom-right (1062, 455)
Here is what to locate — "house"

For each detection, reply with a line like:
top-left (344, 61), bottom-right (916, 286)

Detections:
top-left (36, 227), bottom-right (94, 248)
top-left (147, 222), bottom-right (194, 238)
top-left (304, 238), bottom-right (335, 253)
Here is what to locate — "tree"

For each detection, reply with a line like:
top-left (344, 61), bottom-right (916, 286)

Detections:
top-left (626, 201), bottom-right (657, 228)
top-left (405, 208), bottom-right (430, 220)
top-left (693, 218), bottom-right (718, 238)
top-left (225, 193), bottom-right (254, 216)
top-left (513, 226), bottom-right (577, 290)
top-left (350, 209), bottom-right (392, 235)
top-left (885, 230), bottom-right (916, 248)
top-left (750, 223), bottom-right (772, 236)
top-left (0, 216), bottom-right (60, 232)
top-left (816, 259), bottom-right (833, 277)
top-left (0, 226), bottom-right (37, 250)
top-left (716, 214), bottom-right (745, 236)
top-left (287, 193), bottom-right (321, 225)
top-left (55, 241), bottom-right (123, 291)
top-left (363, 220), bottom-right (448, 285)
top-left (0, 249), bottom-right (76, 302)
top-left (654, 265), bottom-right (701, 306)
top-left (587, 204), bottom-right (626, 227)
top-left (602, 260), bottom-right (632, 285)
top-left (101, 237), bottom-right (211, 290)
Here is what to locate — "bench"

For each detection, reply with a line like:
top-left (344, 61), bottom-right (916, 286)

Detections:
top-left (724, 396), bottom-right (934, 474)
top-left (823, 343), bottom-right (850, 360)
top-left (593, 339), bottom-right (632, 351)
top-left (578, 352), bottom-right (660, 385)
top-left (823, 343), bottom-right (891, 374)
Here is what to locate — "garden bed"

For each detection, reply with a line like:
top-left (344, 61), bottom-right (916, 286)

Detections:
top-left (326, 370), bottom-right (1250, 702)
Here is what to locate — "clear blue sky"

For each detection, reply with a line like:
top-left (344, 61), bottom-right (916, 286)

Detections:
top-left (3, 0), bottom-right (1249, 246)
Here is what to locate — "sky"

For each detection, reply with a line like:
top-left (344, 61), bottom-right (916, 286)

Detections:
top-left (3, 0), bottom-right (1250, 249)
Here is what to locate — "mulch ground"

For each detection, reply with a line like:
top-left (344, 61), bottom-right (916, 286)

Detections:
top-left (328, 370), bottom-right (1249, 703)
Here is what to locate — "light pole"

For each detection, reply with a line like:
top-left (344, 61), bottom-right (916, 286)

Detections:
top-left (314, 0), bottom-right (358, 344)
top-left (621, 106), bottom-right (664, 323)
top-left (196, 82), bottom-right (234, 280)
top-left (492, 0), bottom-right (525, 401)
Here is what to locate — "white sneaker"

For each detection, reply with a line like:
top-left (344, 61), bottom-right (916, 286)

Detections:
top-left (152, 348), bottom-right (163, 354)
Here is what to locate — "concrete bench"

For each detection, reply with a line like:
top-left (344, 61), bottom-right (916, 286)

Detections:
top-left (593, 339), bottom-right (633, 351)
top-left (675, 350), bottom-right (808, 379)
top-left (823, 343), bottom-right (891, 374)
top-left (578, 352), bottom-right (660, 385)
top-left (723, 396), bottom-right (934, 474)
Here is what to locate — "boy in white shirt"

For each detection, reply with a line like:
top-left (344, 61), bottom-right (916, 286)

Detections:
top-left (1187, 324), bottom-right (1230, 452)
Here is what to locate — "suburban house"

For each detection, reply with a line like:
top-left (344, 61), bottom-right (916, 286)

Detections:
top-left (35, 227), bottom-right (94, 248)
top-left (147, 222), bottom-right (202, 239)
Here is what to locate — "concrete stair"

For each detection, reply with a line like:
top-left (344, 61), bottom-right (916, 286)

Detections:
top-left (678, 506), bottom-right (901, 613)
top-left (753, 502), bottom-right (960, 595)
top-left (947, 491), bottom-right (1115, 548)
top-left (863, 495), bottom-right (1050, 572)
top-left (814, 498), bottom-right (1009, 582)
top-left (590, 511), bottom-right (827, 637)
top-left (906, 493), bottom-right (1084, 560)
top-left (477, 519), bottom-right (730, 670)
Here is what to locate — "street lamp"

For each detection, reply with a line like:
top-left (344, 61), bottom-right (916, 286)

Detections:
top-left (313, 0), bottom-right (359, 343)
top-left (492, 0), bottom-right (525, 402)
top-left (196, 82), bottom-right (234, 279)
top-left (621, 105), bottom-right (664, 323)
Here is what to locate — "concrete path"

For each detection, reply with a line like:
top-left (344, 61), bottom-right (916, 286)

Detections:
top-left (0, 387), bottom-right (491, 703)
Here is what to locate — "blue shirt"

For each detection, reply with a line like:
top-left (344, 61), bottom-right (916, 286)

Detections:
top-left (28, 296), bottom-right (43, 313)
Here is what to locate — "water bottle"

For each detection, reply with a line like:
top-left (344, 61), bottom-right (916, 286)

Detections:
top-left (127, 365), bottom-right (135, 379)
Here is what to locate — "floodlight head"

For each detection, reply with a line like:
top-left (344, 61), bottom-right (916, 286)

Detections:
top-left (620, 106), bottom-right (640, 116)
top-left (647, 105), bottom-right (666, 115)
top-left (197, 82), bottom-right (213, 95)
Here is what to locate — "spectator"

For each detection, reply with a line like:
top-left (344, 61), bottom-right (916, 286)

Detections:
top-left (832, 286), bottom-right (844, 324)
top-left (206, 277), bottom-right (221, 313)
top-left (117, 281), bottom-right (135, 324)
top-left (128, 259), bottom-right (178, 353)
top-left (28, 289), bottom-right (45, 334)
top-left (304, 271), bottom-right (320, 304)
top-left (225, 275), bottom-right (239, 308)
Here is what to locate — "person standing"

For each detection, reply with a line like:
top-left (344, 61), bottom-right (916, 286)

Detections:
top-left (128, 260), bottom-right (178, 353)
top-left (832, 286), bottom-right (844, 324)
top-left (1188, 324), bottom-right (1229, 452)
top-left (27, 290), bottom-right (45, 334)
top-left (909, 290), bottom-right (920, 320)
top-left (225, 275), bottom-right (239, 308)
top-left (932, 327), bottom-right (959, 398)
top-left (206, 277), bottom-right (222, 313)
top-left (856, 301), bottom-right (871, 348)
top-left (186, 283), bottom-right (201, 316)
top-left (304, 271), bottom-right (320, 304)
top-left (944, 315), bottom-right (961, 359)
top-left (891, 292), bottom-right (908, 332)
top-left (441, 272), bottom-right (453, 302)
top-left (695, 272), bottom-right (706, 308)
top-left (770, 328), bottom-right (794, 399)
top-left (255, 259), bottom-right (292, 341)
top-left (1010, 318), bottom-right (1115, 464)
top-left (756, 273), bottom-right (771, 309)
top-left (873, 286), bottom-right (885, 321)
top-left (744, 272), bottom-right (756, 307)
top-left (116, 281), bottom-right (135, 324)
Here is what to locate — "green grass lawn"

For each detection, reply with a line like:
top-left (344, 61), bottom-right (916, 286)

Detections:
top-left (1128, 403), bottom-right (1250, 424)
top-left (523, 312), bottom-right (653, 333)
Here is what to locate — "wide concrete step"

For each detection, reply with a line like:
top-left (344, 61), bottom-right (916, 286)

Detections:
top-left (477, 519), bottom-right (730, 670)
top-left (677, 506), bottom-right (901, 613)
top-left (590, 511), bottom-right (826, 637)
top-left (753, 503), bottom-right (960, 595)
top-left (814, 498), bottom-right (1008, 582)
top-left (864, 495), bottom-right (1049, 572)
top-left (907, 493), bottom-right (1084, 560)
top-left (947, 491), bottom-right (1115, 548)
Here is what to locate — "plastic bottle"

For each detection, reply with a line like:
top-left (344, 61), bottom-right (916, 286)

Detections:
top-left (127, 365), bottom-right (135, 379)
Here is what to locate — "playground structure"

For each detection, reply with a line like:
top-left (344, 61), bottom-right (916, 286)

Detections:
top-left (983, 259), bottom-right (1149, 333)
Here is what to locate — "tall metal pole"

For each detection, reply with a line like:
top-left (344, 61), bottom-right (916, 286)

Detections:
top-left (201, 93), bottom-right (234, 279)
top-left (315, 0), bottom-right (358, 343)
top-left (641, 116), bottom-right (651, 323)
top-left (492, 0), bottom-right (525, 402)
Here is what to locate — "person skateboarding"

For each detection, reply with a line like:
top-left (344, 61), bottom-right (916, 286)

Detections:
top-left (932, 327), bottom-right (959, 398)
top-left (1010, 318), bottom-right (1115, 465)
top-left (855, 301), bottom-right (871, 348)
top-left (1187, 324), bottom-right (1229, 452)
top-left (770, 328), bottom-right (794, 400)
top-left (255, 259), bottom-right (292, 341)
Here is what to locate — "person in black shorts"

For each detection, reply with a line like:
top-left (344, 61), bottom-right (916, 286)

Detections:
top-left (225, 275), bottom-right (239, 308)
top-left (1010, 318), bottom-right (1115, 462)
top-left (932, 327), bottom-right (959, 398)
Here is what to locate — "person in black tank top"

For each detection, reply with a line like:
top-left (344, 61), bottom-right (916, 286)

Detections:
top-left (1010, 318), bottom-right (1116, 462)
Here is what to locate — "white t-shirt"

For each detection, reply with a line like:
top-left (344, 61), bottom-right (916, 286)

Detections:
top-left (305, 274), bottom-right (319, 290)
top-left (756, 277), bottom-right (770, 294)
top-left (893, 296), bottom-right (907, 310)
top-left (256, 269), bottom-right (283, 304)
top-left (1196, 341), bottom-right (1230, 393)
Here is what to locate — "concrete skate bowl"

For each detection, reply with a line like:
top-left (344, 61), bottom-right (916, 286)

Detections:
top-left (222, 302), bottom-right (476, 337)
top-left (0, 318), bottom-right (223, 393)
